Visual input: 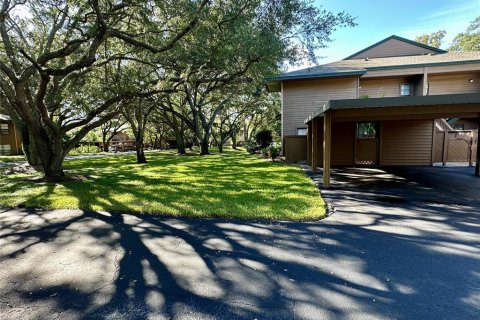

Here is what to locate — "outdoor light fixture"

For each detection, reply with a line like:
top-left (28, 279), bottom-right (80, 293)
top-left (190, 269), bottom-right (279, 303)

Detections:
top-left (469, 79), bottom-right (474, 83)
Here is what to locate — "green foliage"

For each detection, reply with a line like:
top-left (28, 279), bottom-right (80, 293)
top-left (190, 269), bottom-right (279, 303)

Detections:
top-left (415, 30), bottom-right (446, 48)
top-left (359, 94), bottom-right (370, 99)
top-left (0, 150), bottom-right (326, 220)
top-left (262, 142), bottom-right (281, 161)
top-left (450, 17), bottom-right (480, 51)
top-left (245, 140), bottom-right (260, 154)
top-left (68, 145), bottom-right (102, 156)
top-left (255, 130), bottom-right (273, 148)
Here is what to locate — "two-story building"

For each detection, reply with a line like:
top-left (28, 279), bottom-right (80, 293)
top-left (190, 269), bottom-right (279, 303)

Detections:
top-left (267, 35), bottom-right (480, 187)
top-left (0, 114), bottom-right (22, 156)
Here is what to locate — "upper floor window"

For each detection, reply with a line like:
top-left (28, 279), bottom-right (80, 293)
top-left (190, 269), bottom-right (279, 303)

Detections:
top-left (400, 84), bottom-right (412, 96)
top-left (296, 128), bottom-right (307, 136)
top-left (0, 123), bottom-right (9, 135)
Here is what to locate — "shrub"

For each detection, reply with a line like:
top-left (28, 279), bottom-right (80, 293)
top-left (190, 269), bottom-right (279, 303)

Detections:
top-left (246, 140), bottom-right (260, 154)
top-left (255, 130), bottom-right (273, 149)
top-left (263, 142), bottom-right (281, 161)
top-left (68, 145), bottom-right (101, 155)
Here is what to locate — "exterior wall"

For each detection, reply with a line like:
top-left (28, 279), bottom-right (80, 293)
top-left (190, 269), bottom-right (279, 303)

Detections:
top-left (0, 121), bottom-right (22, 155)
top-left (282, 77), bottom-right (358, 137)
top-left (359, 77), bottom-right (408, 98)
top-left (380, 119), bottom-right (434, 165)
top-left (428, 72), bottom-right (480, 95)
top-left (349, 38), bottom-right (438, 60)
top-left (331, 121), bottom-right (356, 166)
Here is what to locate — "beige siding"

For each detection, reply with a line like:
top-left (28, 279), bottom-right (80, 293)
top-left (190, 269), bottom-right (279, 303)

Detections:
top-left (349, 38), bottom-right (438, 60)
top-left (282, 77), bottom-right (358, 137)
top-left (428, 72), bottom-right (480, 95)
top-left (359, 77), bottom-right (407, 97)
top-left (380, 120), bottom-right (433, 165)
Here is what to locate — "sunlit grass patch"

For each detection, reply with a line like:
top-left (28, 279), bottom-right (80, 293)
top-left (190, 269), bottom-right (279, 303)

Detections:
top-left (0, 149), bottom-right (325, 220)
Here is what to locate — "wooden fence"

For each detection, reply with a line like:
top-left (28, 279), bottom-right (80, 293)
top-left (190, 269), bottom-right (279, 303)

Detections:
top-left (433, 130), bottom-right (478, 165)
top-left (283, 136), bottom-right (307, 163)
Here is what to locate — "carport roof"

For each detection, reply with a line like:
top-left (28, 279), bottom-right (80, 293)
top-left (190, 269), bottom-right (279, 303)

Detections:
top-left (305, 92), bottom-right (480, 123)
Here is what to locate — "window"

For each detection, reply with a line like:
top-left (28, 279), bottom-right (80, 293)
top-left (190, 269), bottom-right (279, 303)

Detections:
top-left (357, 122), bottom-right (377, 139)
top-left (0, 145), bottom-right (11, 155)
top-left (454, 124), bottom-right (465, 130)
top-left (0, 123), bottom-right (9, 135)
top-left (296, 128), bottom-right (307, 136)
top-left (400, 84), bottom-right (412, 96)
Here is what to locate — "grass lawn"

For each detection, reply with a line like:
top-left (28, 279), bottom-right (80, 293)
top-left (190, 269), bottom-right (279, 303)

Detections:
top-left (0, 155), bottom-right (26, 163)
top-left (0, 149), bottom-right (326, 220)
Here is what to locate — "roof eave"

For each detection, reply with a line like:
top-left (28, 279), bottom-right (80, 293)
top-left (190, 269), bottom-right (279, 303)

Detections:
top-left (265, 70), bottom-right (366, 83)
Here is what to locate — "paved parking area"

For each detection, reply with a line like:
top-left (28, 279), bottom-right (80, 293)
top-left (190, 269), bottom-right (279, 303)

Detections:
top-left (0, 166), bottom-right (479, 319)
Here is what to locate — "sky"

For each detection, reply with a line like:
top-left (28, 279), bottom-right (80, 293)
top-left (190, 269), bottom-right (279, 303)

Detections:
top-left (293, 0), bottom-right (480, 70)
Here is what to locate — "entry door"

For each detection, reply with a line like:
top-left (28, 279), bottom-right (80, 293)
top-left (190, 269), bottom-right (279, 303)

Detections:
top-left (355, 122), bottom-right (379, 165)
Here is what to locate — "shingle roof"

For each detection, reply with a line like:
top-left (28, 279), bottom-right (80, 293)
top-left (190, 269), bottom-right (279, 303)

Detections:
top-left (329, 51), bottom-right (480, 70)
top-left (267, 51), bottom-right (480, 83)
top-left (265, 65), bottom-right (366, 81)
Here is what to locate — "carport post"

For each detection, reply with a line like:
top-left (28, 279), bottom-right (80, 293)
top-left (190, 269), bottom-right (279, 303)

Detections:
top-left (311, 118), bottom-right (318, 173)
top-left (476, 119), bottom-right (480, 176)
top-left (307, 121), bottom-right (312, 165)
top-left (323, 110), bottom-right (332, 188)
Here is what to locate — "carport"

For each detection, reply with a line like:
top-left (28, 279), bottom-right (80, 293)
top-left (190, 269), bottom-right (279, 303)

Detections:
top-left (305, 92), bottom-right (480, 188)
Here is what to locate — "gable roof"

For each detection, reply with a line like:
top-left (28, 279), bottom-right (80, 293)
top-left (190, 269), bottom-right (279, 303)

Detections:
top-left (344, 35), bottom-right (447, 60)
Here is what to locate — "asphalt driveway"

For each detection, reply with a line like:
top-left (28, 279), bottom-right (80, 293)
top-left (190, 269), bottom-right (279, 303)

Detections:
top-left (0, 166), bottom-right (479, 319)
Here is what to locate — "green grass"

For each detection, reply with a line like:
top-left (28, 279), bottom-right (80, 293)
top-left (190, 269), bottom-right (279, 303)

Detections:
top-left (0, 155), bottom-right (26, 163)
top-left (0, 149), bottom-right (325, 220)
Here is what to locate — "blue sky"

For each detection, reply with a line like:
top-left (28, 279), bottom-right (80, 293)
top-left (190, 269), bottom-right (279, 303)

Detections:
top-left (297, 0), bottom-right (480, 68)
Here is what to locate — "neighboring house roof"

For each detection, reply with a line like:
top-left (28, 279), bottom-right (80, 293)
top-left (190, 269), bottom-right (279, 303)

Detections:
top-left (0, 114), bottom-right (11, 121)
top-left (343, 35), bottom-right (446, 60)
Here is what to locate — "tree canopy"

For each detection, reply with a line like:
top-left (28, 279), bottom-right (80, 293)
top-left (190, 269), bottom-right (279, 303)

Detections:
top-left (0, 0), bottom-right (356, 180)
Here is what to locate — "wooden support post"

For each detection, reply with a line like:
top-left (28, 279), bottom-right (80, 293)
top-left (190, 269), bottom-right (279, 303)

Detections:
top-left (476, 119), bottom-right (480, 176)
top-left (323, 111), bottom-right (332, 189)
top-left (307, 121), bottom-right (312, 165)
top-left (442, 132), bottom-right (448, 166)
top-left (430, 120), bottom-right (436, 166)
top-left (311, 118), bottom-right (318, 173)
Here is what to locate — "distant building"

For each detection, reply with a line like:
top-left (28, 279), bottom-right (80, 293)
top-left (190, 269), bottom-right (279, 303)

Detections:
top-left (0, 115), bottom-right (22, 155)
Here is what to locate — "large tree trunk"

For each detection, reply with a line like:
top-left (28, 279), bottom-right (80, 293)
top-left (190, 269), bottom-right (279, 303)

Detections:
top-left (102, 135), bottom-right (109, 152)
top-left (34, 131), bottom-right (66, 181)
top-left (200, 135), bottom-right (210, 155)
top-left (21, 126), bottom-right (42, 168)
top-left (232, 134), bottom-right (237, 149)
top-left (135, 133), bottom-right (147, 164)
top-left (175, 131), bottom-right (186, 154)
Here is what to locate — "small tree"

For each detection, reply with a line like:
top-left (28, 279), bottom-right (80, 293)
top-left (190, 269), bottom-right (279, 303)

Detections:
top-left (255, 130), bottom-right (273, 149)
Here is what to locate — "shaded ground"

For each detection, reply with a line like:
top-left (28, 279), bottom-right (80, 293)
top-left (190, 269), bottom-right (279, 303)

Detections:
top-left (0, 166), bottom-right (479, 319)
